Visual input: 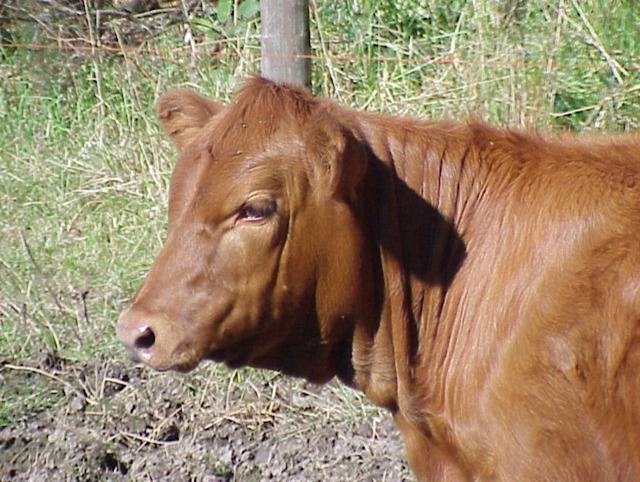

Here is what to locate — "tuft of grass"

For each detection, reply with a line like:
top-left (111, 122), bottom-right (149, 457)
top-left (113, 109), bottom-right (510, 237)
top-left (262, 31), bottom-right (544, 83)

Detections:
top-left (0, 369), bottom-right (64, 429)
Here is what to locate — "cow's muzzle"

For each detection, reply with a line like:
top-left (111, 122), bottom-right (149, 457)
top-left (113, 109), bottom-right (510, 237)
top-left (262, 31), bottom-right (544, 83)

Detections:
top-left (116, 307), bottom-right (187, 371)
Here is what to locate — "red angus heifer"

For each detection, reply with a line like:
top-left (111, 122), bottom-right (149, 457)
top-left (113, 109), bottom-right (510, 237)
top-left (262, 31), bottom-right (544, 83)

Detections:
top-left (117, 77), bottom-right (640, 481)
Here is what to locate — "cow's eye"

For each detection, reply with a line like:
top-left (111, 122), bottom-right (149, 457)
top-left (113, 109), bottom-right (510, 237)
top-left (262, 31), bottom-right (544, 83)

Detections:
top-left (237, 198), bottom-right (276, 221)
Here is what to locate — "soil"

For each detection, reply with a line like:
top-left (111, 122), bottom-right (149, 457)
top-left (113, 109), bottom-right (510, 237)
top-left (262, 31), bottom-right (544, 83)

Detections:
top-left (0, 352), bottom-right (410, 481)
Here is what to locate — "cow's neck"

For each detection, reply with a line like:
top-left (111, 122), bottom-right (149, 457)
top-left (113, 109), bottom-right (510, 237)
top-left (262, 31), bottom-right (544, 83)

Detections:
top-left (343, 109), bottom-right (490, 421)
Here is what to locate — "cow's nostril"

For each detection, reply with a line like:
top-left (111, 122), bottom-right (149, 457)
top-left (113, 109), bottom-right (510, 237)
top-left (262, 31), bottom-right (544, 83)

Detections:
top-left (134, 326), bottom-right (156, 350)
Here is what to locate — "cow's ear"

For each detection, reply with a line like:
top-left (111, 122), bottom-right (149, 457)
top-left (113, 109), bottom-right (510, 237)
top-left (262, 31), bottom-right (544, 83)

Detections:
top-left (156, 89), bottom-right (223, 152)
top-left (310, 116), bottom-right (369, 200)
top-left (328, 131), bottom-right (368, 199)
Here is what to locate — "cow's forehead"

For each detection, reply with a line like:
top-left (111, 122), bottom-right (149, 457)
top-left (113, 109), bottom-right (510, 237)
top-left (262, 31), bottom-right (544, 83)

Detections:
top-left (210, 113), bottom-right (299, 161)
top-left (179, 121), bottom-right (304, 218)
top-left (206, 78), bottom-right (317, 156)
top-left (196, 105), bottom-right (314, 185)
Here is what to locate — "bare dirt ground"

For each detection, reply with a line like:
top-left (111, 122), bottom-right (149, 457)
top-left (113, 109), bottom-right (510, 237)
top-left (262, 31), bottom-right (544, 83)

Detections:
top-left (1, 351), bottom-right (410, 481)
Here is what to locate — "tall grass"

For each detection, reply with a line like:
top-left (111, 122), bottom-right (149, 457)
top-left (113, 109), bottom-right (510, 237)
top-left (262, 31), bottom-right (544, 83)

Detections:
top-left (1, 0), bottom-right (639, 364)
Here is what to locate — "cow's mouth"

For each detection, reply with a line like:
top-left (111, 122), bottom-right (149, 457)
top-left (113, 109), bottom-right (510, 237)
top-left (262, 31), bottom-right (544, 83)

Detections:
top-left (123, 346), bottom-right (196, 372)
top-left (208, 347), bottom-right (248, 368)
top-left (206, 329), bottom-right (279, 369)
top-left (207, 337), bottom-right (256, 368)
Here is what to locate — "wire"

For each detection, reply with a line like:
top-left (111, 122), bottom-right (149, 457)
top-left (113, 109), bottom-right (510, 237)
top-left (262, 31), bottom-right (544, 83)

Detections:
top-left (2, 42), bottom-right (639, 72)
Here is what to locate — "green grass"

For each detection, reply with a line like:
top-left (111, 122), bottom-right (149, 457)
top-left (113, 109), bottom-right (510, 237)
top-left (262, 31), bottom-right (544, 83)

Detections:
top-left (1, 0), bottom-right (639, 418)
top-left (0, 368), bottom-right (65, 428)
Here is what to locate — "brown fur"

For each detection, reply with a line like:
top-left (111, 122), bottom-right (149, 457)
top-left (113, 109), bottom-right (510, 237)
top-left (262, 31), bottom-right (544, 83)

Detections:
top-left (117, 77), bottom-right (640, 481)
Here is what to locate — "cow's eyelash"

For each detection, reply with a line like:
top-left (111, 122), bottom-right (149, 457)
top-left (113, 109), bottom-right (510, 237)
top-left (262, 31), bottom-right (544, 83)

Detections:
top-left (237, 199), bottom-right (277, 221)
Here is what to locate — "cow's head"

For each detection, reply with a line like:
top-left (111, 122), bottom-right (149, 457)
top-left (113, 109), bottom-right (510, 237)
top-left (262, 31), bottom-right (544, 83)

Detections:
top-left (116, 78), bottom-right (374, 383)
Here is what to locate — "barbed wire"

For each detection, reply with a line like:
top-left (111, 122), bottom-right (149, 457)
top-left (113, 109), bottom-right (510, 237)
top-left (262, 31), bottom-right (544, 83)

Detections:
top-left (2, 41), bottom-right (640, 72)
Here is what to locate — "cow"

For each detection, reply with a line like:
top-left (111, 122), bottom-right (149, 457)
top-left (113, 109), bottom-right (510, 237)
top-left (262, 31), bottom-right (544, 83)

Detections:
top-left (117, 77), bottom-right (640, 481)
